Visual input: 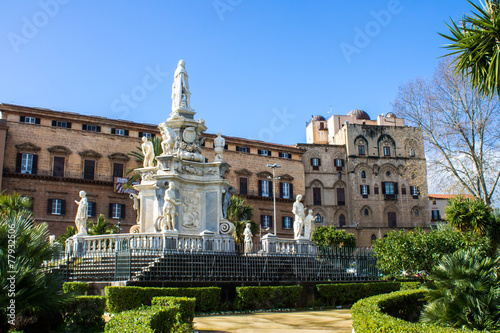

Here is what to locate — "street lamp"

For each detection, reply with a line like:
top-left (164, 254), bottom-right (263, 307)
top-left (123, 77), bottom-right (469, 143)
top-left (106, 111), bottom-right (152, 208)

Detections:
top-left (267, 163), bottom-right (281, 236)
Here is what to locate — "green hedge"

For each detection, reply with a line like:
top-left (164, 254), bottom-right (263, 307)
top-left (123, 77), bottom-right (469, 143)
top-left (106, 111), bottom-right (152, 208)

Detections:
top-left (105, 286), bottom-right (220, 313)
top-left (352, 289), bottom-right (477, 333)
top-left (152, 296), bottom-right (195, 325)
top-left (235, 285), bottom-right (302, 310)
top-left (399, 281), bottom-right (422, 291)
top-left (316, 282), bottom-right (400, 306)
top-left (59, 296), bottom-right (106, 333)
top-left (105, 305), bottom-right (187, 333)
top-left (63, 282), bottom-right (89, 295)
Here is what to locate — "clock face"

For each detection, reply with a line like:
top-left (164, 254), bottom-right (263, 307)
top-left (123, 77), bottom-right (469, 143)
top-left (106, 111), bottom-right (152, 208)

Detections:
top-left (182, 127), bottom-right (196, 143)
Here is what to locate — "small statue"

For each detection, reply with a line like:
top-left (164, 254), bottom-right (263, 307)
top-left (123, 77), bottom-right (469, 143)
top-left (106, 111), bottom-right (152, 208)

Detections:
top-left (141, 136), bottom-right (155, 168)
top-left (171, 59), bottom-right (191, 112)
top-left (222, 185), bottom-right (236, 219)
top-left (243, 223), bottom-right (253, 254)
top-left (74, 190), bottom-right (88, 236)
top-left (303, 210), bottom-right (315, 241)
top-left (160, 123), bottom-right (177, 156)
top-left (214, 133), bottom-right (225, 162)
top-left (129, 193), bottom-right (140, 223)
top-left (292, 194), bottom-right (306, 239)
top-left (161, 182), bottom-right (181, 231)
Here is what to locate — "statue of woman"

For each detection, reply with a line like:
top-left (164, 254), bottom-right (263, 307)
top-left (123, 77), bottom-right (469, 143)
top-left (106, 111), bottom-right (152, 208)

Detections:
top-left (74, 190), bottom-right (88, 235)
top-left (303, 210), bottom-right (315, 241)
top-left (171, 60), bottom-right (191, 111)
top-left (214, 133), bottom-right (225, 161)
top-left (161, 182), bottom-right (181, 231)
top-left (292, 194), bottom-right (306, 239)
top-left (243, 223), bottom-right (253, 254)
top-left (141, 136), bottom-right (154, 168)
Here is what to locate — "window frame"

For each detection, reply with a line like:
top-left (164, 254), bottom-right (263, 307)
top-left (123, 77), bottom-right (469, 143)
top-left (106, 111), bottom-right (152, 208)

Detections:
top-left (383, 146), bottom-right (391, 156)
top-left (358, 145), bottom-right (365, 155)
top-left (21, 153), bottom-right (34, 174)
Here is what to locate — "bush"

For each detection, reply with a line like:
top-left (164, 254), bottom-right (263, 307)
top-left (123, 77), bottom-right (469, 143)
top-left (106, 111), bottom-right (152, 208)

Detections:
top-left (351, 289), bottom-right (481, 333)
top-left (312, 226), bottom-right (356, 247)
top-left (399, 281), bottom-right (422, 291)
top-left (235, 285), bottom-right (302, 310)
top-left (316, 282), bottom-right (400, 306)
top-left (105, 305), bottom-right (182, 333)
top-left (62, 282), bottom-right (89, 295)
top-left (105, 286), bottom-right (220, 313)
top-left (152, 296), bottom-right (195, 325)
top-left (59, 296), bottom-right (105, 333)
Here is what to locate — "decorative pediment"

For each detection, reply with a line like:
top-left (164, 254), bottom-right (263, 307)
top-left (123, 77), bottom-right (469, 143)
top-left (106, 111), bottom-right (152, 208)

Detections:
top-left (48, 145), bottom-right (72, 155)
top-left (280, 174), bottom-right (294, 181)
top-left (79, 150), bottom-right (102, 159)
top-left (15, 142), bottom-right (41, 152)
top-left (256, 171), bottom-right (272, 179)
top-left (234, 168), bottom-right (252, 176)
top-left (108, 153), bottom-right (130, 161)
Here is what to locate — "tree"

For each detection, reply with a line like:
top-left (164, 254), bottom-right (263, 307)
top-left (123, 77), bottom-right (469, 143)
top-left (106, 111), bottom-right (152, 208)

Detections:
top-left (226, 196), bottom-right (258, 244)
top-left (440, 0), bottom-right (500, 96)
top-left (393, 58), bottom-right (500, 205)
top-left (0, 192), bottom-right (32, 216)
top-left (56, 226), bottom-right (76, 249)
top-left (372, 225), bottom-right (489, 278)
top-left (311, 226), bottom-right (357, 248)
top-left (87, 214), bottom-right (119, 235)
top-left (125, 136), bottom-right (162, 187)
top-left (421, 248), bottom-right (500, 331)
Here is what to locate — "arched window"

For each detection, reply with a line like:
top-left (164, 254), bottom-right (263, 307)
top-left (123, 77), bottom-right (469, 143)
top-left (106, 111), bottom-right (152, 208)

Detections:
top-left (339, 214), bottom-right (346, 227)
top-left (415, 209), bottom-right (419, 216)
top-left (315, 214), bottom-right (323, 223)
top-left (361, 170), bottom-right (366, 179)
top-left (364, 209), bottom-right (369, 216)
top-left (371, 234), bottom-right (377, 243)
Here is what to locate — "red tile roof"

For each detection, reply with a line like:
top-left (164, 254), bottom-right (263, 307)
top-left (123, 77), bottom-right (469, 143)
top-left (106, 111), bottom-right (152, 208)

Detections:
top-left (428, 194), bottom-right (475, 200)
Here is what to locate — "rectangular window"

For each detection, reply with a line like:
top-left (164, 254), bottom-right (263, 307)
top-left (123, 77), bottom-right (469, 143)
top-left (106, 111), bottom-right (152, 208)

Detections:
top-left (112, 203), bottom-right (121, 219)
top-left (239, 177), bottom-right (248, 195)
top-left (279, 152), bottom-right (292, 159)
top-left (113, 162), bottom-right (124, 178)
top-left (358, 145), bottom-right (365, 155)
top-left (236, 146), bottom-right (250, 153)
top-left (83, 160), bottom-right (95, 180)
top-left (313, 187), bottom-right (322, 205)
top-left (411, 186), bottom-right (418, 197)
top-left (87, 201), bottom-right (96, 217)
top-left (388, 212), bottom-right (397, 227)
top-left (52, 199), bottom-right (62, 215)
top-left (258, 149), bottom-right (271, 156)
top-left (282, 216), bottom-right (292, 229)
top-left (311, 158), bottom-right (321, 170)
top-left (335, 159), bottom-right (342, 167)
top-left (52, 120), bottom-right (71, 128)
top-left (361, 185), bottom-right (368, 196)
top-left (337, 188), bottom-right (345, 206)
top-left (282, 182), bottom-right (291, 199)
top-left (383, 146), bottom-right (391, 156)
top-left (384, 182), bottom-right (395, 195)
top-left (139, 132), bottom-right (154, 139)
top-left (112, 128), bottom-right (128, 136)
top-left (432, 210), bottom-right (441, 220)
top-left (53, 156), bottom-right (65, 177)
top-left (261, 180), bottom-right (270, 197)
top-left (24, 117), bottom-right (37, 124)
top-left (21, 153), bottom-right (34, 174)
top-left (261, 215), bottom-right (272, 229)
top-left (82, 124), bottom-right (101, 132)
top-left (374, 186), bottom-right (379, 194)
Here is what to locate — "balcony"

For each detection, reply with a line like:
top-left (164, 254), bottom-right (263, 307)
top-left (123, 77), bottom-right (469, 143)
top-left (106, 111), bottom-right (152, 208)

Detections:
top-left (384, 194), bottom-right (398, 200)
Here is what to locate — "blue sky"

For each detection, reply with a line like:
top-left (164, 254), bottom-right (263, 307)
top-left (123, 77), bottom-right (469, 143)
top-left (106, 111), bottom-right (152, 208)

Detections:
top-left (0, 0), bottom-right (473, 145)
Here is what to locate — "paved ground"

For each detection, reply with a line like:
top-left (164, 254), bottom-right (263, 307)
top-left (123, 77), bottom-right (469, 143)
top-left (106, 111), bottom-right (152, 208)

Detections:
top-left (194, 309), bottom-right (352, 332)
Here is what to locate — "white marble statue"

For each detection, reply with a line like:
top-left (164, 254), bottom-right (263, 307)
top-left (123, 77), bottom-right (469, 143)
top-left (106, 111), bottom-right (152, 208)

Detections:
top-left (74, 190), bottom-right (88, 236)
top-left (141, 136), bottom-right (155, 168)
top-left (243, 223), bottom-right (253, 254)
top-left (214, 133), bottom-right (225, 162)
top-left (160, 123), bottom-right (177, 155)
top-left (171, 59), bottom-right (191, 111)
top-left (161, 182), bottom-right (181, 231)
top-left (130, 193), bottom-right (140, 223)
top-left (303, 209), bottom-right (315, 241)
top-left (292, 194), bottom-right (306, 239)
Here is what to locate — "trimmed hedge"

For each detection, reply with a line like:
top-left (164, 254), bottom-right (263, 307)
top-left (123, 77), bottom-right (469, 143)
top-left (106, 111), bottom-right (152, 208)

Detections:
top-left (316, 282), bottom-right (400, 306)
top-left (105, 305), bottom-right (185, 333)
top-left (235, 285), bottom-right (302, 310)
top-left (105, 286), bottom-right (220, 313)
top-left (399, 281), bottom-right (422, 291)
top-left (152, 296), bottom-right (195, 325)
top-left (352, 289), bottom-right (478, 333)
top-left (63, 282), bottom-right (89, 295)
top-left (59, 296), bottom-right (106, 333)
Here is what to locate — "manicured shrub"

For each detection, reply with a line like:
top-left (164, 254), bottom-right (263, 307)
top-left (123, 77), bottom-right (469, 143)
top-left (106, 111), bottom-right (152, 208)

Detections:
top-left (62, 282), bottom-right (89, 295)
top-left (152, 296), bottom-right (195, 325)
top-left (235, 285), bottom-right (302, 310)
top-left (351, 289), bottom-right (482, 333)
top-left (59, 296), bottom-right (106, 333)
top-left (105, 305), bottom-right (181, 333)
top-left (316, 282), bottom-right (400, 306)
top-left (399, 281), bottom-right (422, 291)
top-left (105, 286), bottom-right (220, 313)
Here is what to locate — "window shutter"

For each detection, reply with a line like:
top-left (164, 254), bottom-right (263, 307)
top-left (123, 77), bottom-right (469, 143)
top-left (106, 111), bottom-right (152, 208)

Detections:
top-left (282, 216), bottom-right (286, 229)
top-left (31, 154), bottom-right (38, 175)
top-left (47, 199), bottom-right (53, 214)
top-left (367, 185), bottom-right (370, 195)
top-left (279, 182), bottom-right (283, 199)
top-left (258, 149), bottom-right (262, 155)
top-left (92, 202), bottom-right (97, 217)
top-left (111, 128), bottom-right (116, 134)
top-left (269, 216), bottom-right (273, 229)
top-left (290, 183), bottom-right (293, 199)
top-left (82, 124), bottom-right (87, 130)
top-left (138, 132), bottom-right (143, 137)
top-left (35, 118), bottom-right (40, 124)
top-left (120, 204), bottom-right (126, 218)
top-left (260, 215), bottom-right (264, 227)
top-left (67, 122), bottom-right (72, 129)
top-left (360, 185), bottom-right (363, 195)
top-left (318, 158), bottom-right (321, 166)
top-left (124, 130), bottom-right (129, 136)
top-left (97, 126), bottom-right (101, 132)
top-left (109, 204), bottom-right (113, 218)
top-left (20, 116), bottom-right (25, 122)
top-left (381, 182), bottom-right (386, 194)
top-left (52, 120), bottom-right (57, 126)
top-left (395, 182), bottom-right (399, 195)
top-left (268, 151), bottom-right (272, 157)
top-left (258, 180), bottom-right (262, 197)
top-left (341, 159), bottom-right (345, 167)
top-left (61, 200), bottom-right (66, 215)
top-left (15, 153), bottom-right (22, 173)
top-left (310, 158), bottom-right (313, 166)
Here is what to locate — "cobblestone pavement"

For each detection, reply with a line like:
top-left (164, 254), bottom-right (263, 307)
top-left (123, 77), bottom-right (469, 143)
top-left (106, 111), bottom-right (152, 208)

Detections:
top-left (194, 309), bottom-right (352, 332)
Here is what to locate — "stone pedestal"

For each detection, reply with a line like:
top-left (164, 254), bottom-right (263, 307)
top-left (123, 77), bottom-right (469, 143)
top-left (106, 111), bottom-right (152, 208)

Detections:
top-left (261, 233), bottom-right (277, 253)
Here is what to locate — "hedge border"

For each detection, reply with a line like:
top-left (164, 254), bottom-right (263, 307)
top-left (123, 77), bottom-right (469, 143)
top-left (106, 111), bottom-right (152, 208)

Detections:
top-left (62, 282), bottom-right (89, 295)
top-left (60, 296), bottom-right (106, 332)
top-left (235, 285), bottom-right (302, 310)
top-left (105, 305), bottom-right (183, 333)
top-left (316, 282), bottom-right (401, 306)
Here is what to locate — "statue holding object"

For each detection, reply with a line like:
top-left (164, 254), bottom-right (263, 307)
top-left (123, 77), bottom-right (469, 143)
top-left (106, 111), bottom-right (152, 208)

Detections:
top-left (171, 59), bottom-right (191, 112)
top-left (292, 194), bottom-right (306, 239)
top-left (74, 190), bottom-right (88, 236)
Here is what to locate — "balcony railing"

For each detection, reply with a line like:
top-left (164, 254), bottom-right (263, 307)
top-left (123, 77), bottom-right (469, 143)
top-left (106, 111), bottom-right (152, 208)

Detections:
top-left (384, 194), bottom-right (398, 200)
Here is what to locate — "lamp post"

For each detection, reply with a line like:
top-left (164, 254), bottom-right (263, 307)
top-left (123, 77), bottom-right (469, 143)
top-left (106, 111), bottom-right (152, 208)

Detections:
top-left (267, 163), bottom-right (281, 236)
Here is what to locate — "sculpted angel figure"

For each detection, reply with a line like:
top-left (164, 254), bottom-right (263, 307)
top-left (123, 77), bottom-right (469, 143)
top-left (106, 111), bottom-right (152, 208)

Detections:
top-left (171, 59), bottom-right (191, 111)
top-left (74, 190), bottom-right (88, 235)
top-left (141, 136), bottom-right (155, 168)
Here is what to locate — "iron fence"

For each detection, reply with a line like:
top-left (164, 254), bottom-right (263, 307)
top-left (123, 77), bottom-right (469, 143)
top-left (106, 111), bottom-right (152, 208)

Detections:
top-left (43, 244), bottom-right (380, 283)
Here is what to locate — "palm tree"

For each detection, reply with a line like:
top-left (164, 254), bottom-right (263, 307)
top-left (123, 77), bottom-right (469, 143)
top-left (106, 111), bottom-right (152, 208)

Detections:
top-left (440, 0), bottom-right (500, 96)
top-left (125, 136), bottom-right (163, 187)
top-left (227, 196), bottom-right (258, 244)
top-left (445, 196), bottom-right (493, 236)
top-left (421, 248), bottom-right (500, 331)
top-left (0, 192), bottom-right (32, 216)
top-left (87, 214), bottom-right (119, 235)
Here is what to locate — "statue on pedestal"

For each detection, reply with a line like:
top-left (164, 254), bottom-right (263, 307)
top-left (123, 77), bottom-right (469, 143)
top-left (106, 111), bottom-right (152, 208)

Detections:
top-left (159, 123), bottom-right (177, 155)
top-left (222, 185), bottom-right (236, 219)
top-left (214, 133), bottom-right (225, 161)
top-left (142, 136), bottom-right (155, 168)
top-left (129, 193), bottom-right (140, 223)
top-left (171, 59), bottom-right (191, 112)
top-left (303, 209), bottom-right (315, 241)
top-left (244, 223), bottom-right (253, 254)
top-left (74, 190), bottom-right (88, 236)
top-left (292, 194), bottom-right (306, 239)
top-left (160, 182), bottom-right (181, 232)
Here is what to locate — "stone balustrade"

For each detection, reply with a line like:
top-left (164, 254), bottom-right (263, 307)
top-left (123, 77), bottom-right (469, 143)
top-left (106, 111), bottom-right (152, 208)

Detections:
top-left (260, 234), bottom-right (317, 255)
